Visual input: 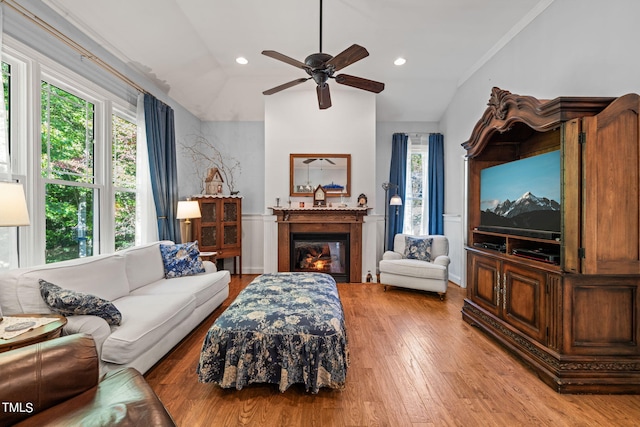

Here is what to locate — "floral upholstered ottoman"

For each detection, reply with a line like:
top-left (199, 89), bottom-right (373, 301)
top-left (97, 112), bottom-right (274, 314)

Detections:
top-left (197, 272), bottom-right (349, 393)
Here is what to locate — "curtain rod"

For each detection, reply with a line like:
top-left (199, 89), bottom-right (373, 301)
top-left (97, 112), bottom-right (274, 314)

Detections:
top-left (2, 0), bottom-right (146, 94)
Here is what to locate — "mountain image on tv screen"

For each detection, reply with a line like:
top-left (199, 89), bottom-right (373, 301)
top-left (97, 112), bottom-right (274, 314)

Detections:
top-left (480, 150), bottom-right (561, 232)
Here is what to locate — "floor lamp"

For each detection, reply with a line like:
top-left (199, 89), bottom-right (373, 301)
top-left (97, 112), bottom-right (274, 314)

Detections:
top-left (0, 182), bottom-right (30, 319)
top-left (381, 182), bottom-right (403, 253)
top-left (176, 200), bottom-right (201, 244)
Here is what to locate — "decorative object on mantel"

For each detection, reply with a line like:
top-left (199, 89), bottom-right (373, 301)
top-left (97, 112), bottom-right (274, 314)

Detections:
top-left (180, 134), bottom-right (241, 195)
top-left (313, 185), bottom-right (326, 207)
top-left (357, 193), bottom-right (367, 207)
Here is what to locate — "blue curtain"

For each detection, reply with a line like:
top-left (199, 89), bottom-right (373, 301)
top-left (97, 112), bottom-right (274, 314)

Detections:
top-left (387, 133), bottom-right (408, 251)
top-left (428, 133), bottom-right (445, 234)
top-left (144, 94), bottom-right (180, 242)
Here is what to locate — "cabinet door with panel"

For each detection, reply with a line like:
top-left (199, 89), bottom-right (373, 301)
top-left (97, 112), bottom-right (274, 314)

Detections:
top-left (502, 262), bottom-right (547, 343)
top-left (468, 251), bottom-right (548, 344)
top-left (198, 198), bottom-right (218, 250)
top-left (192, 196), bottom-right (242, 274)
top-left (468, 251), bottom-right (501, 317)
top-left (582, 94), bottom-right (640, 275)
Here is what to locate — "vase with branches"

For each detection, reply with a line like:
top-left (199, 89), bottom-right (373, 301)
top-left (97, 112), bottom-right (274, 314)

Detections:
top-left (181, 134), bottom-right (241, 194)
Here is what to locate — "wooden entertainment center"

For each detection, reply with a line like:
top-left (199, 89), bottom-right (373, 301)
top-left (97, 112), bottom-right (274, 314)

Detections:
top-left (462, 87), bottom-right (640, 393)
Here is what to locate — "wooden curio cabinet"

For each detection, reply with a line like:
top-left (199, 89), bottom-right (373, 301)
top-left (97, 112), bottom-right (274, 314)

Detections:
top-left (191, 195), bottom-right (242, 275)
top-left (462, 88), bottom-right (640, 393)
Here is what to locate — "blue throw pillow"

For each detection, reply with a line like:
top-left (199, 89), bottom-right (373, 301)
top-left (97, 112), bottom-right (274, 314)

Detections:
top-left (404, 236), bottom-right (433, 262)
top-left (39, 279), bottom-right (122, 325)
top-left (159, 241), bottom-right (205, 279)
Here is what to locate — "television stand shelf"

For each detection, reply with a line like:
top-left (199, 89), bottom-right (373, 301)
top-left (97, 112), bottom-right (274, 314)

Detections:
top-left (470, 230), bottom-right (561, 269)
top-left (462, 87), bottom-right (640, 394)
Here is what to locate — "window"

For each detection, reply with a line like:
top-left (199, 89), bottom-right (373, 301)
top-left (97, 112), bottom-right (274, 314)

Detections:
top-left (41, 81), bottom-right (97, 262)
top-left (403, 134), bottom-right (429, 235)
top-left (0, 62), bottom-right (10, 176)
top-left (0, 38), bottom-right (140, 266)
top-left (112, 113), bottom-right (137, 251)
top-left (0, 62), bottom-right (13, 271)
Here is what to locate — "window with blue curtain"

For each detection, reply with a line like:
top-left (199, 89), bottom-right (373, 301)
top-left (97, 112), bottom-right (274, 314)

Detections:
top-left (402, 133), bottom-right (444, 235)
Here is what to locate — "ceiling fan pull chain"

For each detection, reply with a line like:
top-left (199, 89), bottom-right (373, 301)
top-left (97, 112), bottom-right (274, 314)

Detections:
top-left (319, 0), bottom-right (323, 53)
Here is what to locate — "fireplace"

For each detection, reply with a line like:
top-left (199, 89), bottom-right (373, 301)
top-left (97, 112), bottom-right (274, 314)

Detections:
top-left (272, 207), bottom-right (369, 283)
top-left (291, 233), bottom-right (349, 282)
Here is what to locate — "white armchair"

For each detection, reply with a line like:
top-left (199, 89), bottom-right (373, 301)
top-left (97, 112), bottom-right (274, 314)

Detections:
top-left (378, 234), bottom-right (450, 300)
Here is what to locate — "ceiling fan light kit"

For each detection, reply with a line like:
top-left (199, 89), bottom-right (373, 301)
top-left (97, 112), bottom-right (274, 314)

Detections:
top-left (262, 0), bottom-right (385, 109)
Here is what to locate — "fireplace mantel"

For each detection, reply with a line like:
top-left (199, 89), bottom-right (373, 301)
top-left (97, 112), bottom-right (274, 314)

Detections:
top-left (271, 207), bottom-right (370, 282)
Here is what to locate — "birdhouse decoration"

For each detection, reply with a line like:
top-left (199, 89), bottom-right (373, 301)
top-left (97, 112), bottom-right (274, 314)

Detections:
top-left (204, 167), bottom-right (224, 195)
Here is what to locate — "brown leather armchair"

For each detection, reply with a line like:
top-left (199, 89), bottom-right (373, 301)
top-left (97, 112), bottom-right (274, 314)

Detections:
top-left (0, 333), bottom-right (176, 427)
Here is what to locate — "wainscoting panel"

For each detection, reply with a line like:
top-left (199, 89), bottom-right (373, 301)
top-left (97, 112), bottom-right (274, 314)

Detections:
top-left (444, 214), bottom-right (463, 286)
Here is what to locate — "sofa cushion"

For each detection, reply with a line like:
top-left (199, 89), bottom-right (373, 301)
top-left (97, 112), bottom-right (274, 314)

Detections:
top-left (379, 258), bottom-right (447, 280)
top-left (159, 241), bottom-right (205, 279)
top-left (15, 254), bottom-right (130, 314)
top-left (131, 270), bottom-right (230, 308)
top-left (404, 236), bottom-right (433, 262)
top-left (101, 294), bottom-right (195, 364)
top-left (118, 241), bottom-right (170, 292)
top-left (39, 280), bottom-right (123, 325)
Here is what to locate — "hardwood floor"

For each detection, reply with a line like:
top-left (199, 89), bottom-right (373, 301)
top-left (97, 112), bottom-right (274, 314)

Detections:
top-left (145, 275), bottom-right (640, 426)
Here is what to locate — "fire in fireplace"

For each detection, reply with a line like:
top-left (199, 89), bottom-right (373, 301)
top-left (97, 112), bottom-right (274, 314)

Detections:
top-left (291, 233), bottom-right (349, 282)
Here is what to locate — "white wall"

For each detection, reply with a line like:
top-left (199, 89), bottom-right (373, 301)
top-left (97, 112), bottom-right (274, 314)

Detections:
top-left (441, 0), bottom-right (640, 287)
top-left (263, 88), bottom-right (377, 279)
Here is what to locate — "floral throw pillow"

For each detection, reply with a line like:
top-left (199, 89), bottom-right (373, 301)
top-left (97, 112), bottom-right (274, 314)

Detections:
top-left (159, 241), bottom-right (205, 279)
top-left (403, 236), bottom-right (433, 262)
top-left (39, 279), bottom-right (122, 325)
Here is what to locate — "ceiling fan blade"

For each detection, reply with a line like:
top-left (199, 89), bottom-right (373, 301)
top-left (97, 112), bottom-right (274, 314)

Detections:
top-left (335, 74), bottom-right (385, 93)
top-left (263, 78), bottom-right (310, 95)
top-left (262, 50), bottom-right (311, 71)
top-left (303, 158), bottom-right (317, 164)
top-left (325, 44), bottom-right (369, 72)
top-left (317, 84), bottom-right (332, 109)
top-left (323, 158), bottom-right (336, 165)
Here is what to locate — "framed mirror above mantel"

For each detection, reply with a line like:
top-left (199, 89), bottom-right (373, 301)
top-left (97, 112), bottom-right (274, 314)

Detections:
top-left (290, 153), bottom-right (351, 197)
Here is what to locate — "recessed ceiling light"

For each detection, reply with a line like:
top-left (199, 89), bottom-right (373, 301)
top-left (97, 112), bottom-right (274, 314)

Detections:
top-left (236, 57), bottom-right (248, 65)
top-left (394, 57), bottom-right (406, 66)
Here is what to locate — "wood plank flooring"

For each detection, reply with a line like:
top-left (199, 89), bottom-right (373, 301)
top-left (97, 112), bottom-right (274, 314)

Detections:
top-left (145, 275), bottom-right (640, 426)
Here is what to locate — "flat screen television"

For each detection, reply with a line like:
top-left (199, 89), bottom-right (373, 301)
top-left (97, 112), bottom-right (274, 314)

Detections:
top-left (479, 150), bottom-right (561, 240)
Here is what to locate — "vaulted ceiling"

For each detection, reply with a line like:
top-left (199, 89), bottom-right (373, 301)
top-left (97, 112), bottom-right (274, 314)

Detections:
top-left (44, 0), bottom-right (548, 122)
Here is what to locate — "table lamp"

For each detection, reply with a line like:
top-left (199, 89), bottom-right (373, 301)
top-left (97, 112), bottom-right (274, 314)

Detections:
top-left (0, 181), bottom-right (30, 321)
top-left (0, 182), bottom-right (30, 227)
top-left (176, 200), bottom-right (201, 243)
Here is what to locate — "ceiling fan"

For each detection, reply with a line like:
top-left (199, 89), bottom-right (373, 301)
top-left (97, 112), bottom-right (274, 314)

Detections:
top-left (261, 0), bottom-right (385, 110)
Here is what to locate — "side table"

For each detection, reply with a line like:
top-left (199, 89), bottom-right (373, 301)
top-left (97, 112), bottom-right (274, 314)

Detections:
top-left (0, 314), bottom-right (67, 353)
top-left (200, 251), bottom-right (218, 263)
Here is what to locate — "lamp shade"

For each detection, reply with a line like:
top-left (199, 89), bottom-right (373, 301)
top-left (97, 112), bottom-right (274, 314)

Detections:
top-left (176, 200), bottom-right (201, 220)
top-left (389, 194), bottom-right (403, 206)
top-left (0, 182), bottom-right (30, 226)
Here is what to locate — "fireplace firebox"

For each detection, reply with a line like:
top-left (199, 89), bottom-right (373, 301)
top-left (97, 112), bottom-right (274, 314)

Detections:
top-left (290, 233), bottom-right (349, 282)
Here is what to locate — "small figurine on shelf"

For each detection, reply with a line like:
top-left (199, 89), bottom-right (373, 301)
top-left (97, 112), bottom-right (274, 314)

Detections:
top-left (357, 194), bottom-right (368, 207)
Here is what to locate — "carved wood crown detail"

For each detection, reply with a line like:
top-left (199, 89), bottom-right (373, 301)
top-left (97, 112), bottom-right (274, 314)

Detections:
top-left (462, 87), bottom-right (615, 158)
top-left (488, 87), bottom-right (512, 120)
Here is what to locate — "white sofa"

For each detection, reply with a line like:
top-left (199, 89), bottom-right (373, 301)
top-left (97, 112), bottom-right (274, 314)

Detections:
top-left (379, 234), bottom-right (450, 300)
top-left (0, 241), bottom-right (230, 374)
